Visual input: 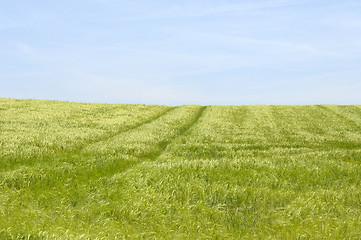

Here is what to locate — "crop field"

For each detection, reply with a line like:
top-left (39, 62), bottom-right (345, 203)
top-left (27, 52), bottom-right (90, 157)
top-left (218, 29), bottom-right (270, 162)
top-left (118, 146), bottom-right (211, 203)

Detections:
top-left (1, 98), bottom-right (361, 239)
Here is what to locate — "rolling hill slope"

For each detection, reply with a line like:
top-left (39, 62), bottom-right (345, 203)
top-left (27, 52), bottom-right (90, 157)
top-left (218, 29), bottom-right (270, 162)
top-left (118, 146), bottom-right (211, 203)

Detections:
top-left (1, 98), bottom-right (361, 239)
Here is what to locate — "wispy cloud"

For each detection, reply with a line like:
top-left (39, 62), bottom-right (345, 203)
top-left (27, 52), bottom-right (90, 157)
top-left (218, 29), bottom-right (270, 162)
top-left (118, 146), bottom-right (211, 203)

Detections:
top-left (14, 42), bottom-right (37, 55)
top-left (182, 30), bottom-right (330, 54)
top-left (140, 27), bottom-right (340, 74)
top-left (101, 0), bottom-right (300, 21)
top-left (186, 0), bottom-right (299, 17)
top-left (324, 18), bottom-right (361, 30)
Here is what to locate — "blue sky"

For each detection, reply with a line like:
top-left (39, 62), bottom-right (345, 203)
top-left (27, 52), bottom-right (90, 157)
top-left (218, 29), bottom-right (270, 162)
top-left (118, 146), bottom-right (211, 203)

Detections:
top-left (1, 0), bottom-right (360, 105)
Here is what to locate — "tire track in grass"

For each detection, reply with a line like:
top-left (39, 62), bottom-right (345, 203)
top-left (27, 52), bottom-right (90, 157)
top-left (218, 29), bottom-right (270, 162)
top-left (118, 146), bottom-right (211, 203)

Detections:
top-left (0, 106), bottom-right (174, 172)
top-left (66, 106), bottom-right (203, 181)
top-left (75, 107), bottom-right (175, 154)
top-left (91, 106), bottom-right (207, 179)
top-left (0, 106), bottom-right (206, 190)
top-left (49, 106), bottom-right (179, 180)
top-left (63, 106), bottom-right (207, 186)
top-left (93, 106), bottom-right (207, 195)
top-left (0, 107), bottom-right (175, 189)
top-left (150, 106), bottom-right (207, 162)
top-left (153, 105), bottom-right (241, 160)
top-left (52, 105), bottom-right (174, 154)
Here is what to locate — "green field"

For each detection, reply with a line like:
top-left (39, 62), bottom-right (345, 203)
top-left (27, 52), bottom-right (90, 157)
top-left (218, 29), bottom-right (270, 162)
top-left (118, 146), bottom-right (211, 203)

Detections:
top-left (1, 98), bottom-right (361, 239)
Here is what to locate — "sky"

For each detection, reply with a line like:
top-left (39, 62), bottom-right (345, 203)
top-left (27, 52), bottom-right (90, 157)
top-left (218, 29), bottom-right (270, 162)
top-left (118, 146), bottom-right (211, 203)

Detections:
top-left (0, 0), bottom-right (361, 106)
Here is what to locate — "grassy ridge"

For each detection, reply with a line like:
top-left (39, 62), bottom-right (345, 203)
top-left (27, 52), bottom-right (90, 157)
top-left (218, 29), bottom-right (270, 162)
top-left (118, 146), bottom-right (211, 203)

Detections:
top-left (1, 99), bottom-right (361, 239)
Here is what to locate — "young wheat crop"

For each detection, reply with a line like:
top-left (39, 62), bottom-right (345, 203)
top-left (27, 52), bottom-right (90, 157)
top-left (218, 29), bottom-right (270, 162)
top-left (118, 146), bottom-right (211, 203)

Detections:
top-left (1, 98), bottom-right (361, 239)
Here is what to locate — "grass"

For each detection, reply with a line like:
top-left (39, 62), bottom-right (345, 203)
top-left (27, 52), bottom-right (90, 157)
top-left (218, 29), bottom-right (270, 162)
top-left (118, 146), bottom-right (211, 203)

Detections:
top-left (1, 98), bottom-right (361, 239)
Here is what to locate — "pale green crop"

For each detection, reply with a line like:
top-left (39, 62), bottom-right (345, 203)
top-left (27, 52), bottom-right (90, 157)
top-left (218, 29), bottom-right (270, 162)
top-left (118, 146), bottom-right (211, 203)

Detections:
top-left (1, 99), bottom-right (361, 239)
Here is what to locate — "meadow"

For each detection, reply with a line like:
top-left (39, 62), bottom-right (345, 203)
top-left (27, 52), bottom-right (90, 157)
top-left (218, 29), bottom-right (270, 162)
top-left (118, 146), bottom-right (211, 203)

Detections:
top-left (1, 98), bottom-right (361, 239)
